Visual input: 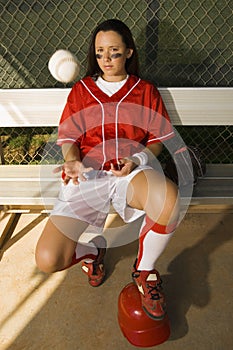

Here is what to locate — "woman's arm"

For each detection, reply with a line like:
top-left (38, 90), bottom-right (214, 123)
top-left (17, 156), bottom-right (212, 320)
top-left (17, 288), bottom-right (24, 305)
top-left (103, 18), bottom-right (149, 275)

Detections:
top-left (62, 143), bottom-right (81, 162)
top-left (145, 142), bottom-right (163, 160)
top-left (54, 143), bottom-right (93, 185)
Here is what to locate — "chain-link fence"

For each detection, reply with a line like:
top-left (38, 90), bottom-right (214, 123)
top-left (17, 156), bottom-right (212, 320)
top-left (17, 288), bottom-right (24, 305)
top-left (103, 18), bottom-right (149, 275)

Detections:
top-left (1, 0), bottom-right (233, 164)
top-left (1, 0), bottom-right (232, 88)
top-left (1, 124), bottom-right (232, 165)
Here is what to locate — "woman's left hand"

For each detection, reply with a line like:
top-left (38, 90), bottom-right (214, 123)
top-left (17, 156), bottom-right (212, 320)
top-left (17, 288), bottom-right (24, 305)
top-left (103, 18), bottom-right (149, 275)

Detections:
top-left (110, 158), bottom-right (137, 177)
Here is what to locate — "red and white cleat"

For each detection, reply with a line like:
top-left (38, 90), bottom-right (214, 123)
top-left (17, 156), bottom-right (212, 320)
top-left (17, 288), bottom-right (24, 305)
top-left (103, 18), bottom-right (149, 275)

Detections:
top-left (132, 266), bottom-right (166, 320)
top-left (81, 247), bottom-right (106, 287)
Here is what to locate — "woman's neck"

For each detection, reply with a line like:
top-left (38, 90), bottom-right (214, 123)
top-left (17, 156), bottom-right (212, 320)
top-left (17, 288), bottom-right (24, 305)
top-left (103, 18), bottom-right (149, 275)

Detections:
top-left (101, 73), bottom-right (128, 82)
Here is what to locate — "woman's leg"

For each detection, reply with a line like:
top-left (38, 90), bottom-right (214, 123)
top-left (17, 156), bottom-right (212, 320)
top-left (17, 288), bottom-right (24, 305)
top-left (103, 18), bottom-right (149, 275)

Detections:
top-left (129, 169), bottom-right (179, 269)
top-left (126, 169), bottom-right (179, 320)
top-left (127, 169), bottom-right (179, 226)
top-left (35, 215), bottom-right (95, 273)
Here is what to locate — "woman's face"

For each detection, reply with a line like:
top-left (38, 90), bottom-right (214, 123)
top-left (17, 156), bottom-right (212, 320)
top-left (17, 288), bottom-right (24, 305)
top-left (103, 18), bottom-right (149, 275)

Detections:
top-left (95, 30), bottom-right (133, 82)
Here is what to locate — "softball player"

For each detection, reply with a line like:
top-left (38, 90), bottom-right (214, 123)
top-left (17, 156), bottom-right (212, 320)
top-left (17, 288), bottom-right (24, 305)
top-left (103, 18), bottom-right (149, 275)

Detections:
top-left (36, 19), bottom-right (189, 321)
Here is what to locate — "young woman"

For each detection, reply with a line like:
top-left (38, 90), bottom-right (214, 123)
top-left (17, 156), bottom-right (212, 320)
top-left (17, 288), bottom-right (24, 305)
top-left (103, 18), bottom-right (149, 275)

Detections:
top-left (36, 19), bottom-right (186, 321)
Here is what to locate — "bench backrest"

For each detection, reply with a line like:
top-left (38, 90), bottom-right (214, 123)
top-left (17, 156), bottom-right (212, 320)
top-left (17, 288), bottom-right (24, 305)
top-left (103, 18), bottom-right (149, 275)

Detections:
top-left (1, 88), bottom-right (233, 127)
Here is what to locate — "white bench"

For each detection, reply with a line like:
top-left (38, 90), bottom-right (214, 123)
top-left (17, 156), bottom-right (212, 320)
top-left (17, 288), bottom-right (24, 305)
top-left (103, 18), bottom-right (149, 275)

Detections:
top-left (1, 88), bottom-right (233, 247)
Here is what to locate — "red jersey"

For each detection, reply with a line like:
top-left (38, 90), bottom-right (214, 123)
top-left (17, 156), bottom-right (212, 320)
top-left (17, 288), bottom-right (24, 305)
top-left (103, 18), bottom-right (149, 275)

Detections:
top-left (57, 75), bottom-right (174, 170)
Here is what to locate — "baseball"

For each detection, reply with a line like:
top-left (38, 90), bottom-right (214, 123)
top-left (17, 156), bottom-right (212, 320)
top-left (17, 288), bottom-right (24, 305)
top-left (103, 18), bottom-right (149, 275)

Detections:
top-left (48, 49), bottom-right (80, 83)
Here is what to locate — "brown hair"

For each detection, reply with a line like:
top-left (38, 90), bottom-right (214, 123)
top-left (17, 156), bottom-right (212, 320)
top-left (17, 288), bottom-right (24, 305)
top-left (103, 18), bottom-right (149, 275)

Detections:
top-left (85, 19), bottom-right (140, 78)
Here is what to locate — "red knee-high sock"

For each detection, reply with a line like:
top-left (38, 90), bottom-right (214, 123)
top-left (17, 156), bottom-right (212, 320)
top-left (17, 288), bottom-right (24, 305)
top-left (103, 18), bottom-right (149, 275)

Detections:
top-left (136, 215), bottom-right (177, 271)
top-left (68, 243), bottom-right (98, 268)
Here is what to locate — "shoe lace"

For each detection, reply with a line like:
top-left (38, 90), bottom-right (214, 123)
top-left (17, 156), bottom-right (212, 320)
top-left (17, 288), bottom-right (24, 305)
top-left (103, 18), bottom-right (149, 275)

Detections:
top-left (146, 281), bottom-right (163, 300)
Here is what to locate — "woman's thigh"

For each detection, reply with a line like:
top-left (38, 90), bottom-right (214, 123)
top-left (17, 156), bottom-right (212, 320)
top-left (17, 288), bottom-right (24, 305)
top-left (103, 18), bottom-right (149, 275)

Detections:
top-left (126, 169), bottom-right (179, 224)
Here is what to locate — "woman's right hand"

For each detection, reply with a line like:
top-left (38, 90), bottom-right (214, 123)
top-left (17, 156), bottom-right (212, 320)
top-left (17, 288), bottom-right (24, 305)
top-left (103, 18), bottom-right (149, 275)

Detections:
top-left (54, 160), bottom-right (93, 185)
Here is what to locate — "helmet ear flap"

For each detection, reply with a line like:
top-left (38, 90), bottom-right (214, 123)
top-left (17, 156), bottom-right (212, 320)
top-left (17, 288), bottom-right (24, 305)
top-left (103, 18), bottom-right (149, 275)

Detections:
top-left (118, 282), bottom-right (170, 347)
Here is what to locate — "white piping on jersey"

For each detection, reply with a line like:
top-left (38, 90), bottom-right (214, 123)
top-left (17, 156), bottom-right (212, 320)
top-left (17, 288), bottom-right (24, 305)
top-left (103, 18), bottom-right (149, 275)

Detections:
top-left (57, 137), bottom-right (77, 144)
top-left (147, 131), bottom-right (175, 143)
top-left (115, 78), bottom-right (141, 162)
top-left (81, 78), bottom-right (141, 168)
top-left (80, 79), bottom-right (106, 169)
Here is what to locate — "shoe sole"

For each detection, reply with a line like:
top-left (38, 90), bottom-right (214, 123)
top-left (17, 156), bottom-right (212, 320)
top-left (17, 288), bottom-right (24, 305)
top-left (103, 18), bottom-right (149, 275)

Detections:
top-left (142, 306), bottom-right (166, 321)
top-left (88, 276), bottom-right (105, 287)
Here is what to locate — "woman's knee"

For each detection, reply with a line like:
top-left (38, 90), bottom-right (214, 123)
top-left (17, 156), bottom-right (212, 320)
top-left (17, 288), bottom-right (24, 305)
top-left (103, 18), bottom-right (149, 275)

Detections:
top-left (35, 244), bottom-right (72, 273)
top-left (35, 245), bottom-right (67, 273)
top-left (35, 217), bottom-right (78, 273)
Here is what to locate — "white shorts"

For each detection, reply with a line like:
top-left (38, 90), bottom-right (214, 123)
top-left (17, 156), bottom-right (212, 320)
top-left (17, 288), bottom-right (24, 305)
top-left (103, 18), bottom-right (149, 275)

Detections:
top-left (51, 165), bottom-right (153, 234)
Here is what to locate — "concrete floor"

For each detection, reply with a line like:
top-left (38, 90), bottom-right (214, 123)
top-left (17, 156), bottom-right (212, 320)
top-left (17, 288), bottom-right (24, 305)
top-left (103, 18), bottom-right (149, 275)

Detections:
top-left (0, 210), bottom-right (233, 350)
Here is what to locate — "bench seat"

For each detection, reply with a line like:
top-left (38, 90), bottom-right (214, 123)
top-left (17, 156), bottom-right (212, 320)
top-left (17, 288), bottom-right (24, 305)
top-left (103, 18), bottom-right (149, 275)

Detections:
top-left (1, 164), bottom-right (232, 209)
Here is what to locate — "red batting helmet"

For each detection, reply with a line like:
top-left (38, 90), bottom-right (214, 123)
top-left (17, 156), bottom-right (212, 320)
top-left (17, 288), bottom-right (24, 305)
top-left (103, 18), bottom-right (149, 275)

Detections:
top-left (118, 282), bottom-right (170, 347)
